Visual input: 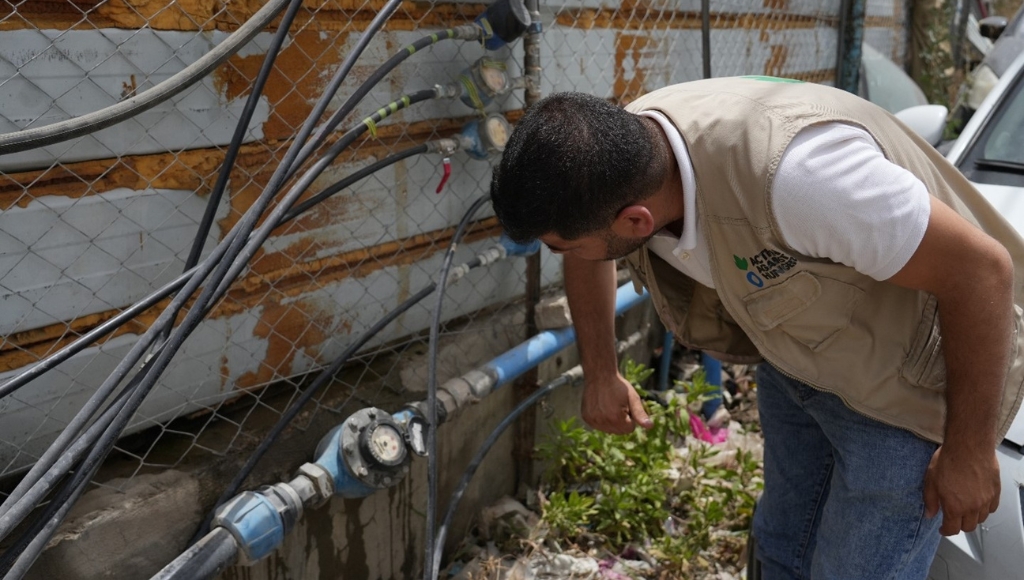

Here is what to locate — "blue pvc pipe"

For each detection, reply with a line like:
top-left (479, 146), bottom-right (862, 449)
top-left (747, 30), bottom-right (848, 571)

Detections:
top-left (483, 283), bottom-right (649, 389)
top-left (700, 351), bottom-right (723, 419)
top-left (658, 331), bottom-right (673, 391)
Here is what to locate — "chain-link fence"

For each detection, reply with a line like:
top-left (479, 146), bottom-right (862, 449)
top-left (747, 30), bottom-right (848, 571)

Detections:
top-left (0, 0), bottom-right (911, 572)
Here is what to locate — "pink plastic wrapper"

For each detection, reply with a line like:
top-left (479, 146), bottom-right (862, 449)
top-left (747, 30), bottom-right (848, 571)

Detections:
top-left (689, 413), bottom-right (729, 444)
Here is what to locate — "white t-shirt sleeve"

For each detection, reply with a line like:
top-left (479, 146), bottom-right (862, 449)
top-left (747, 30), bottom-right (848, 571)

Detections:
top-left (772, 122), bottom-right (931, 281)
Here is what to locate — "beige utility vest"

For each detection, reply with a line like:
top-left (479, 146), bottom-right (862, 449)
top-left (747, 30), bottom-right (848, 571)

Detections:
top-left (623, 77), bottom-right (1024, 443)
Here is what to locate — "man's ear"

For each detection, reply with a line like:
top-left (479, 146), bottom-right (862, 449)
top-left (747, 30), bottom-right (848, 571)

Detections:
top-left (612, 205), bottom-right (656, 238)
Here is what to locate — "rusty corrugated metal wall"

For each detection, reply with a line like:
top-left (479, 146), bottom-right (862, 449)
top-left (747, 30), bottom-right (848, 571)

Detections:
top-left (0, 0), bottom-right (908, 528)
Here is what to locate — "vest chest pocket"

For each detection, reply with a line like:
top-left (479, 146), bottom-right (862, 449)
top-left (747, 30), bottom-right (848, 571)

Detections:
top-left (742, 271), bottom-right (864, 352)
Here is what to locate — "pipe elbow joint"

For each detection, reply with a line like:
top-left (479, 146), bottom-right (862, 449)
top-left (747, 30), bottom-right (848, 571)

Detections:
top-left (499, 232), bottom-right (540, 257)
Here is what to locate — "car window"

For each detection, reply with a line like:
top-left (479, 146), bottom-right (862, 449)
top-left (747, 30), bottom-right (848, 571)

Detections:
top-left (957, 69), bottom-right (1024, 188)
top-left (983, 88), bottom-right (1024, 163)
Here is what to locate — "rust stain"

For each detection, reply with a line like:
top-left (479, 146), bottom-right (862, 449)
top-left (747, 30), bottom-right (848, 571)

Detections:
top-left (0, 113), bottom-right (505, 211)
top-left (94, 0), bottom-right (220, 30)
top-left (763, 0), bottom-right (789, 9)
top-left (0, 296), bottom-right (171, 371)
top-left (764, 44), bottom-right (788, 77)
top-left (234, 296), bottom-right (334, 389)
top-left (555, 9), bottom-right (832, 31)
top-left (614, 33), bottom-right (655, 104)
top-left (214, 29), bottom-right (348, 144)
top-left (224, 218), bottom-right (502, 306)
top-left (0, 149), bottom-right (220, 210)
top-left (0, 219), bottom-right (501, 372)
top-left (0, 0), bottom-right (482, 31)
top-left (213, 114), bottom-right (512, 236)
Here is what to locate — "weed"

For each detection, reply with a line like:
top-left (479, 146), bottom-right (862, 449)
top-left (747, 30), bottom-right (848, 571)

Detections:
top-left (534, 358), bottom-right (764, 577)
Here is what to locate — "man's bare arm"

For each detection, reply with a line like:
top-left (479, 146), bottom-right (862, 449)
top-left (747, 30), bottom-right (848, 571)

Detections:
top-left (888, 196), bottom-right (1012, 535)
top-left (564, 255), bottom-right (652, 433)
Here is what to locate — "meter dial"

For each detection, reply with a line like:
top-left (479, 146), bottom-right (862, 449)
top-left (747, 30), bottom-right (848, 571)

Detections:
top-left (478, 63), bottom-right (509, 95)
top-left (359, 419), bottom-right (407, 469)
top-left (482, 115), bottom-right (511, 152)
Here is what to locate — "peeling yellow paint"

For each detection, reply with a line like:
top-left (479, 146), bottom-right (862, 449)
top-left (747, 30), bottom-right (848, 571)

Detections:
top-left (0, 0), bottom-right (484, 31)
top-left (764, 44), bottom-right (788, 77)
top-left (615, 33), bottom-right (656, 104)
top-left (555, 9), bottom-right (832, 31)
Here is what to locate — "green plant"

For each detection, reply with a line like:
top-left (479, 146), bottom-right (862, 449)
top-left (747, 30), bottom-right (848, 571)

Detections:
top-left (542, 490), bottom-right (597, 538)
top-left (534, 358), bottom-right (764, 577)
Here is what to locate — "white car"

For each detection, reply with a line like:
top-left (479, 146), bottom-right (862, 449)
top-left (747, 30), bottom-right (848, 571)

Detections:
top-left (928, 49), bottom-right (1024, 580)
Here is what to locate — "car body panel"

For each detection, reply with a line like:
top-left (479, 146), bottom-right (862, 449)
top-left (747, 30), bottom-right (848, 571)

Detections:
top-left (935, 48), bottom-right (1024, 580)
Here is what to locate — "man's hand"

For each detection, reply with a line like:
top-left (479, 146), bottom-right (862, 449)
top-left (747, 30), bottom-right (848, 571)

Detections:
top-left (581, 372), bottom-right (653, 434)
top-left (923, 445), bottom-right (1001, 535)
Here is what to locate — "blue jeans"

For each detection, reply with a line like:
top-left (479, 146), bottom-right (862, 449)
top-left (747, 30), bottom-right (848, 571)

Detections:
top-left (753, 363), bottom-right (942, 580)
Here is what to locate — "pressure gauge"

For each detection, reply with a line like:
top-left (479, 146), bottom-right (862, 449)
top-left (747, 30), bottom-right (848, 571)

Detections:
top-left (481, 114), bottom-right (510, 151)
top-left (359, 418), bottom-right (407, 469)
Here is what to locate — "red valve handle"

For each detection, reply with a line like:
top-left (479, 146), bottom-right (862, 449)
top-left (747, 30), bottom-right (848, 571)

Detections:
top-left (436, 157), bottom-right (452, 194)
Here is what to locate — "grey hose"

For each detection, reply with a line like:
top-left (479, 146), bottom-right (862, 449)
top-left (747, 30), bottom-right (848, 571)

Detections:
top-left (0, 0), bottom-right (290, 154)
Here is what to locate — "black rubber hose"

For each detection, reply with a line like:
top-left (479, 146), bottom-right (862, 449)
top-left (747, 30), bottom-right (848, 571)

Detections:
top-left (189, 283), bottom-right (436, 544)
top-left (0, 266), bottom-right (194, 400)
top-left (151, 528), bottom-right (239, 580)
top-left (280, 143), bottom-right (429, 224)
top-left (431, 374), bottom-right (571, 577)
top-left (424, 195), bottom-right (491, 580)
top-left (0, 449), bottom-right (102, 579)
top-left (206, 90), bottom-right (437, 312)
top-left (284, 31), bottom-right (455, 181)
top-left (159, 0), bottom-right (305, 345)
top-left (0, 373), bottom-right (138, 541)
top-left (191, 194), bottom-right (491, 544)
top-left (262, 0), bottom-right (403, 196)
top-left (430, 331), bottom-right (644, 577)
top-left (0, 0), bottom-right (291, 155)
top-left (0, 350), bottom-right (168, 578)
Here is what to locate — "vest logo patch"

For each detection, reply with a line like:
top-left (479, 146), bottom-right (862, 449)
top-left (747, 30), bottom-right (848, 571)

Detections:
top-left (733, 249), bottom-right (798, 287)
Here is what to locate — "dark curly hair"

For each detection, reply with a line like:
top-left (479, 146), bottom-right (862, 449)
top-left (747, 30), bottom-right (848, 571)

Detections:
top-left (490, 92), bottom-right (670, 242)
